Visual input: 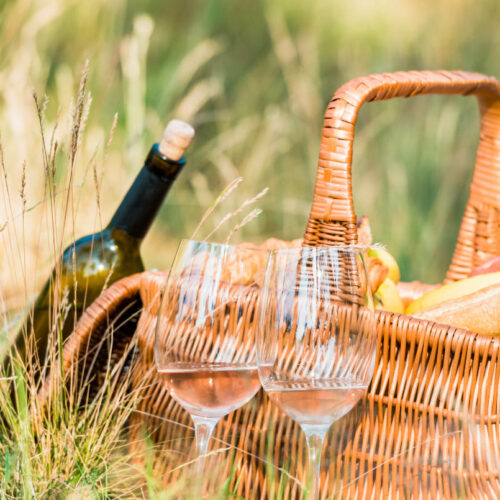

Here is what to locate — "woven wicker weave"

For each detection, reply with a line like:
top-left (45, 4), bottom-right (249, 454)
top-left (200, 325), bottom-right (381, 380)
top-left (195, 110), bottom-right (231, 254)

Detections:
top-left (45, 71), bottom-right (500, 498)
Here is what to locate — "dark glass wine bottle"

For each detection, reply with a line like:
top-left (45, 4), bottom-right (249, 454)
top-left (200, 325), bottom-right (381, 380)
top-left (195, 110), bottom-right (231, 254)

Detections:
top-left (12, 120), bottom-right (194, 374)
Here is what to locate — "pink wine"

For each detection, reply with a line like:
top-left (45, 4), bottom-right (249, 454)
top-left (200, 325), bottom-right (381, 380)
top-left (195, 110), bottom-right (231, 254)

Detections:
top-left (159, 363), bottom-right (261, 418)
top-left (266, 379), bottom-right (366, 426)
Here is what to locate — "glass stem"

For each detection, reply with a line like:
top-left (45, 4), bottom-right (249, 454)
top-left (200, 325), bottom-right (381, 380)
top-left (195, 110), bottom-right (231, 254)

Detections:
top-left (191, 415), bottom-right (218, 476)
top-left (302, 425), bottom-right (328, 500)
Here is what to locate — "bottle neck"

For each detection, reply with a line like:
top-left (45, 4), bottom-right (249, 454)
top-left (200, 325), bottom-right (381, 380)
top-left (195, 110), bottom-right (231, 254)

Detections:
top-left (107, 143), bottom-right (185, 240)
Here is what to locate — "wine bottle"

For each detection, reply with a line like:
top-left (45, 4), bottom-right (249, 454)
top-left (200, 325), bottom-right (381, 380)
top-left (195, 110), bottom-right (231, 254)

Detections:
top-left (10, 119), bottom-right (195, 374)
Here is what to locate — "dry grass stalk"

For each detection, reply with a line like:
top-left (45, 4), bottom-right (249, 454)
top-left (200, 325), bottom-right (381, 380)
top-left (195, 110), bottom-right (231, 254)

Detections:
top-left (224, 207), bottom-right (263, 243)
top-left (204, 186), bottom-right (268, 241)
top-left (190, 176), bottom-right (243, 239)
top-left (19, 160), bottom-right (27, 212)
top-left (69, 59), bottom-right (89, 168)
top-left (93, 112), bottom-right (119, 231)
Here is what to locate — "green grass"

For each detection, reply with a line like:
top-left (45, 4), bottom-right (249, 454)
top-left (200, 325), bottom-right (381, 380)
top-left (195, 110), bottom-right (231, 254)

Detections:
top-left (0, 316), bottom-right (142, 498)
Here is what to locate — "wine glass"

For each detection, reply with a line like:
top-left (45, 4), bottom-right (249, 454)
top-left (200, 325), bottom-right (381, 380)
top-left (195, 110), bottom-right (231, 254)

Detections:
top-left (155, 239), bottom-right (267, 474)
top-left (257, 246), bottom-right (376, 499)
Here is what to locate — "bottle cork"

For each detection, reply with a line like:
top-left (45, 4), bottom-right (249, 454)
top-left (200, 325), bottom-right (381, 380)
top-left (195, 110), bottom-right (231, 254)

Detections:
top-left (159, 120), bottom-right (195, 161)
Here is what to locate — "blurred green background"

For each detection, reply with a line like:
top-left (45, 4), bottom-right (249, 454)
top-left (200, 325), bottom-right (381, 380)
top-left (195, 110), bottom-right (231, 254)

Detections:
top-left (2, 0), bottom-right (500, 304)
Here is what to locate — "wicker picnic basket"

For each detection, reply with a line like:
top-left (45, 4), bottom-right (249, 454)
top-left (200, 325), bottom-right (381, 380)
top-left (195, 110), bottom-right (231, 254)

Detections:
top-left (45, 70), bottom-right (500, 499)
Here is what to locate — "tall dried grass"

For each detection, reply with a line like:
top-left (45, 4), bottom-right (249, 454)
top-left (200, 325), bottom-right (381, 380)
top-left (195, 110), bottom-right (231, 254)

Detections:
top-left (0, 60), bottom-right (144, 498)
top-left (1, 0), bottom-right (500, 496)
top-left (0, 58), bottom-right (269, 498)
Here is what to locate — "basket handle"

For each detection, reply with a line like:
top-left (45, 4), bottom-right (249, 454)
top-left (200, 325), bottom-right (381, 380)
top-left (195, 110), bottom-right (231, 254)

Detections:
top-left (303, 70), bottom-right (500, 282)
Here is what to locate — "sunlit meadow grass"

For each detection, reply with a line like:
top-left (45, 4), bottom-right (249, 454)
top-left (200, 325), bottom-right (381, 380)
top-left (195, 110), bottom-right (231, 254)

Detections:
top-left (2, 0), bottom-right (500, 302)
top-left (0, 64), bottom-right (146, 498)
top-left (1, 0), bottom-right (500, 497)
top-left (0, 64), bottom-right (270, 498)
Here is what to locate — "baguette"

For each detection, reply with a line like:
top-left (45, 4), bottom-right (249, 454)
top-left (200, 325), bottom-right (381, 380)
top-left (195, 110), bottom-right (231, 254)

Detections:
top-left (412, 282), bottom-right (500, 336)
